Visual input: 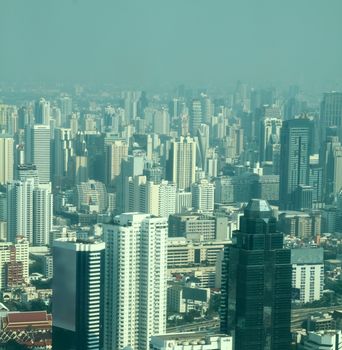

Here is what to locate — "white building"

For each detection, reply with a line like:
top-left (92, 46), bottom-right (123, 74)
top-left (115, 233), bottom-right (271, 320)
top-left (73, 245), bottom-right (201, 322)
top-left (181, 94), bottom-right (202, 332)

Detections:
top-left (291, 248), bottom-right (324, 303)
top-left (191, 179), bottom-right (215, 212)
top-left (7, 179), bottom-right (34, 243)
top-left (167, 136), bottom-right (196, 191)
top-left (104, 213), bottom-right (167, 350)
top-left (0, 238), bottom-right (29, 290)
top-left (299, 330), bottom-right (342, 350)
top-left (175, 190), bottom-right (192, 213)
top-left (33, 187), bottom-right (53, 246)
top-left (158, 181), bottom-right (176, 217)
top-left (0, 135), bottom-right (14, 185)
top-left (151, 333), bottom-right (232, 350)
top-left (25, 124), bottom-right (51, 184)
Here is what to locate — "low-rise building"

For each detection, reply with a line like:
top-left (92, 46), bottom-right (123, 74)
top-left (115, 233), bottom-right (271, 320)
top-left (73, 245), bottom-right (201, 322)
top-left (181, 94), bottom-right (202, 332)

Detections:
top-left (151, 332), bottom-right (232, 350)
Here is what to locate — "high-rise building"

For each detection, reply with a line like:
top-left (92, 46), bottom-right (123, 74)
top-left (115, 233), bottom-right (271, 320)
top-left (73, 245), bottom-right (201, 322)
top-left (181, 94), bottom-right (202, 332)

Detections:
top-left (190, 99), bottom-right (202, 136)
top-left (53, 128), bottom-right (74, 186)
top-left (196, 124), bottom-right (210, 172)
top-left (105, 139), bottom-right (128, 187)
top-left (279, 118), bottom-right (311, 209)
top-left (74, 180), bottom-right (108, 214)
top-left (166, 136), bottom-right (196, 191)
top-left (220, 199), bottom-right (292, 350)
top-left (25, 124), bottom-right (51, 184)
top-left (260, 118), bottom-right (282, 163)
top-left (320, 136), bottom-right (342, 203)
top-left (7, 179), bottom-right (34, 243)
top-left (59, 96), bottom-right (72, 127)
top-left (52, 238), bottom-right (105, 350)
top-left (291, 248), bottom-right (324, 304)
top-left (0, 135), bottom-right (14, 185)
top-left (191, 179), bottom-right (215, 212)
top-left (17, 164), bottom-right (39, 188)
top-left (320, 92), bottom-right (342, 141)
top-left (34, 98), bottom-right (50, 125)
top-left (33, 187), bottom-right (53, 246)
top-left (104, 213), bottom-right (167, 350)
top-left (0, 238), bottom-right (29, 290)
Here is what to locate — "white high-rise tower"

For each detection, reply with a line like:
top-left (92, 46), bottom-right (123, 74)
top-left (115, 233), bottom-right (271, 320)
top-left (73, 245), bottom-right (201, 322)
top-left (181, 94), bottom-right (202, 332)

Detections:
top-left (7, 179), bottom-right (34, 243)
top-left (25, 124), bottom-right (51, 184)
top-left (0, 135), bottom-right (14, 185)
top-left (104, 213), bottom-right (167, 350)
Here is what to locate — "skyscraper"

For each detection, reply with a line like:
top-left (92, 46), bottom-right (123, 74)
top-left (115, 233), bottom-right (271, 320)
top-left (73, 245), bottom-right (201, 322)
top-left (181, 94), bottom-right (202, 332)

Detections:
top-left (220, 199), bottom-right (292, 350)
top-left (279, 118), bottom-right (311, 209)
top-left (320, 92), bottom-right (342, 141)
top-left (166, 136), bottom-right (196, 191)
top-left (105, 139), bottom-right (128, 187)
top-left (34, 98), bottom-right (50, 125)
top-left (0, 135), bottom-right (14, 185)
top-left (52, 238), bottom-right (105, 350)
top-left (33, 187), bottom-right (53, 246)
top-left (25, 124), bottom-right (51, 184)
top-left (53, 128), bottom-right (74, 186)
top-left (259, 117), bottom-right (282, 163)
top-left (7, 179), bottom-right (34, 243)
top-left (190, 99), bottom-right (202, 136)
top-left (104, 213), bottom-right (167, 350)
top-left (320, 136), bottom-right (342, 203)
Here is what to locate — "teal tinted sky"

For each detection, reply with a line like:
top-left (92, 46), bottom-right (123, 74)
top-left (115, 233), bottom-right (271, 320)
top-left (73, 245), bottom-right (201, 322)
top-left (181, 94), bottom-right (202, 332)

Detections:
top-left (0, 0), bottom-right (341, 88)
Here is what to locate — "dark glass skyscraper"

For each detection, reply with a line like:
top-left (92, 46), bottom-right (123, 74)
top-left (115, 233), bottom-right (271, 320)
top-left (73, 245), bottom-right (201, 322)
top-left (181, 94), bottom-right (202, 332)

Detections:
top-left (52, 239), bottom-right (105, 350)
top-left (220, 199), bottom-right (292, 350)
top-left (279, 118), bottom-right (311, 210)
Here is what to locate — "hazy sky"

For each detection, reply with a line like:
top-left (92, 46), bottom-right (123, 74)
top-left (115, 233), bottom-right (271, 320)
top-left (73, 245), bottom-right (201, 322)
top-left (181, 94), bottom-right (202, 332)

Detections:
top-left (1, 0), bottom-right (342, 89)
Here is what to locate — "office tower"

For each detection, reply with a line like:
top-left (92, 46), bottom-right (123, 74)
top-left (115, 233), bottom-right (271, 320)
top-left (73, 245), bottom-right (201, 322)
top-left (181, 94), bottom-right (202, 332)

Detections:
top-left (309, 165), bottom-right (323, 207)
top-left (25, 124), bottom-right (51, 184)
top-left (0, 135), bottom-right (14, 185)
top-left (53, 128), bottom-right (74, 186)
top-left (105, 139), bottom-right (128, 187)
top-left (34, 98), bottom-right (50, 125)
top-left (7, 179), bottom-right (34, 243)
top-left (59, 96), bottom-right (72, 127)
top-left (320, 136), bottom-right (342, 203)
top-left (104, 213), bottom-right (167, 350)
top-left (0, 238), bottom-right (29, 290)
top-left (220, 199), bottom-right (292, 350)
top-left (190, 99), bottom-right (202, 135)
top-left (320, 92), bottom-right (342, 141)
top-left (201, 94), bottom-right (214, 124)
top-left (279, 118), bottom-right (311, 209)
top-left (17, 164), bottom-right (39, 188)
top-left (260, 118), bottom-right (282, 162)
top-left (294, 185), bottom-right (313, 211)
top-left (33, 187), bottom-right (53, 246)
top-left (191, 179), bottom-right (214, 212)
top-left (152, 108), bottom-right (170, 135)
top-left (52, 238), bottom-right (105, 350)
top-left (122, 151), bottom-right (145, 179)
top-left (151, 333), bottom-right (232, 350)
top-left (166, 136), bottom-right (196, 191)
top-left (74, 180), bottom-right (108, 213)
top-left (196, 124), bottom-right (210, 172)
top-left (291, 248), bottom-right (324, 304)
